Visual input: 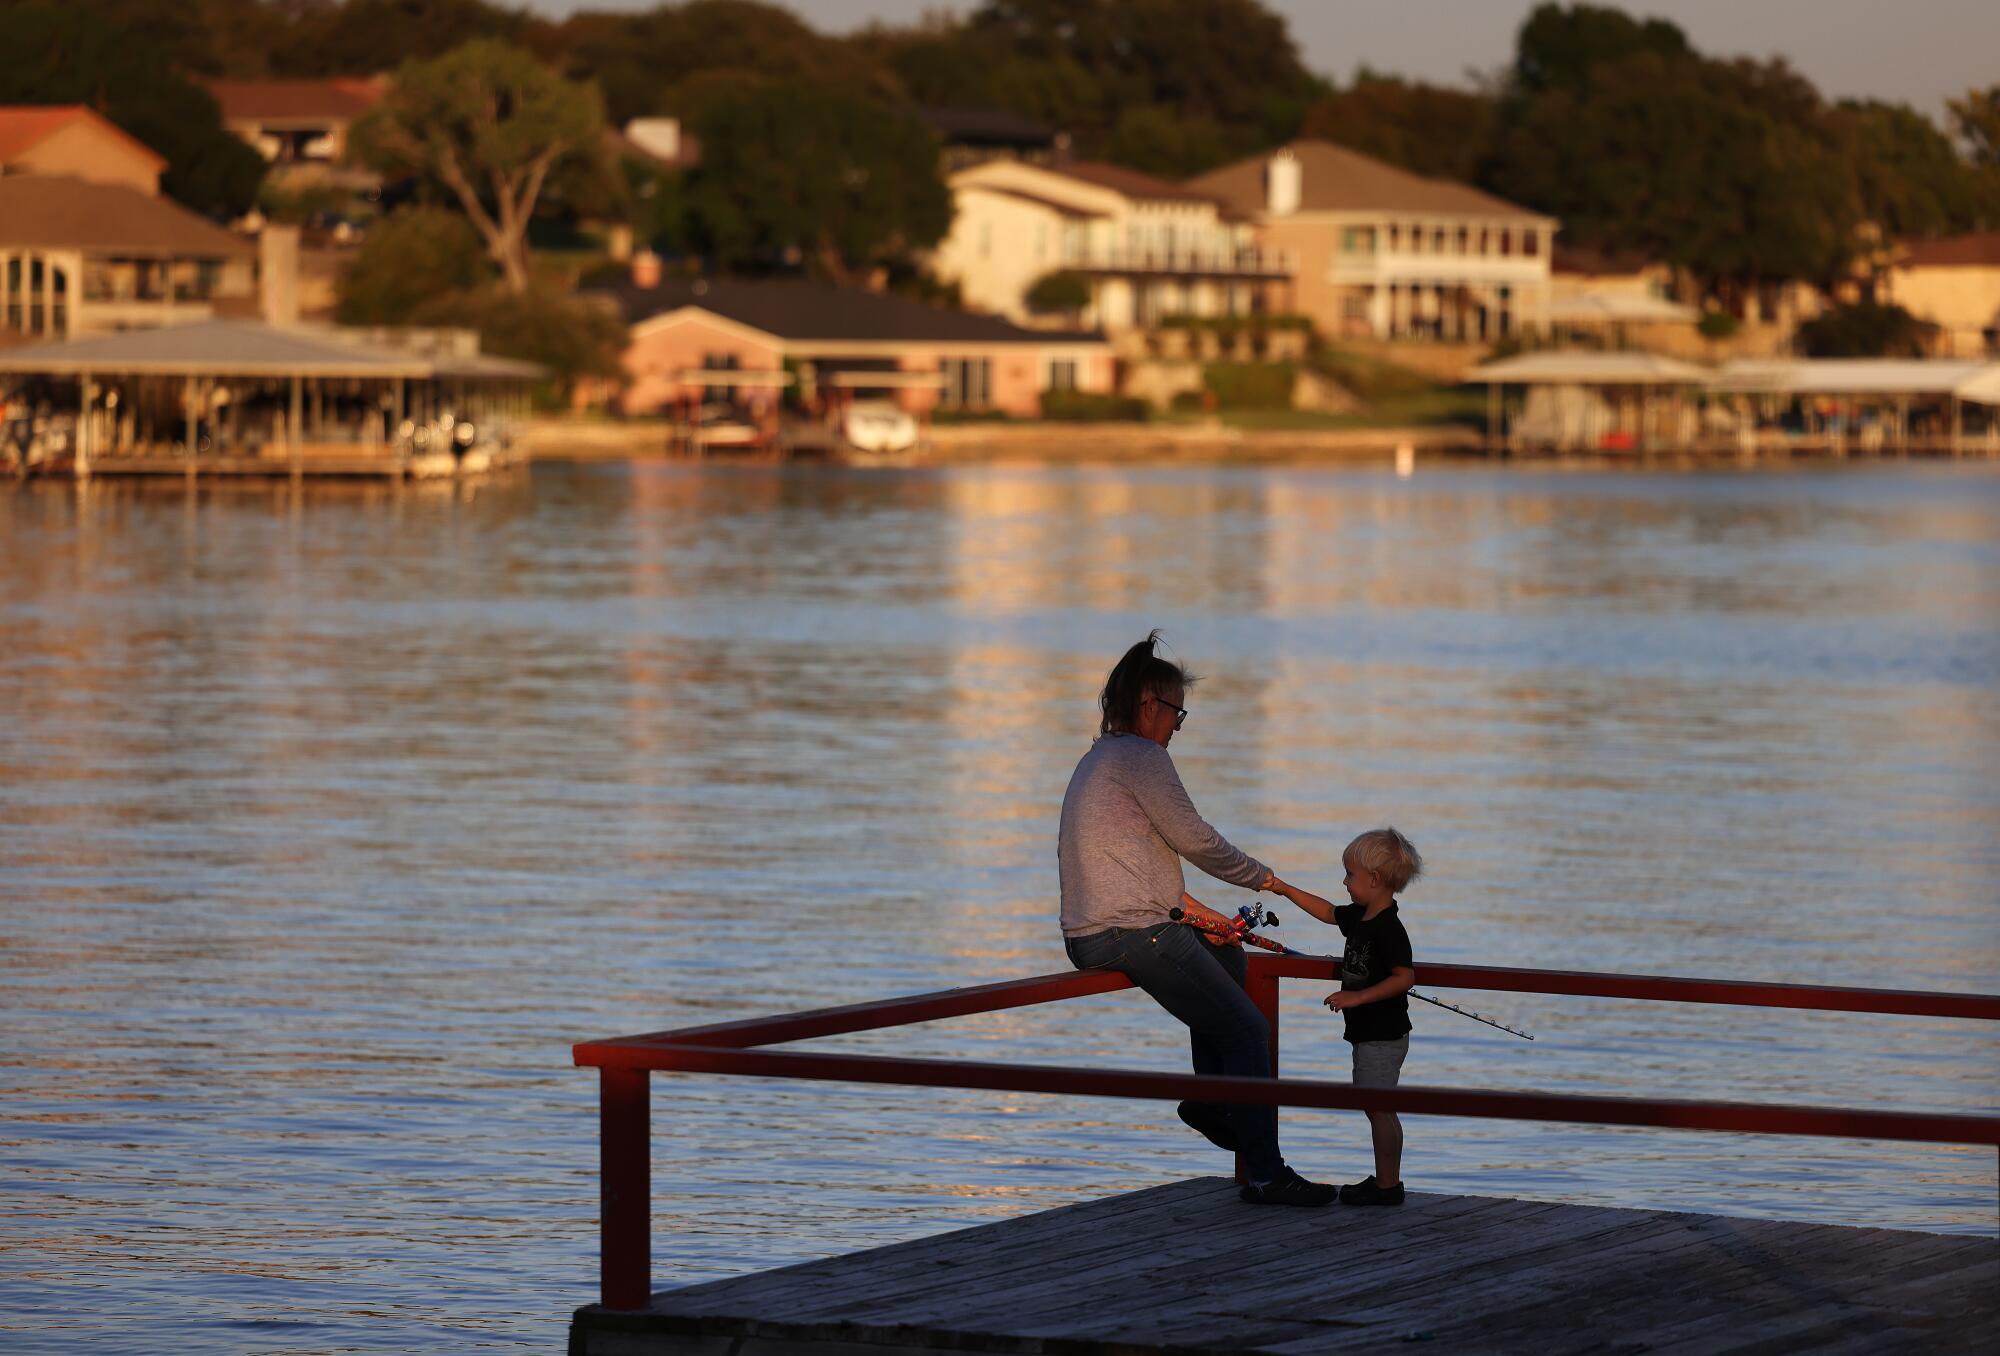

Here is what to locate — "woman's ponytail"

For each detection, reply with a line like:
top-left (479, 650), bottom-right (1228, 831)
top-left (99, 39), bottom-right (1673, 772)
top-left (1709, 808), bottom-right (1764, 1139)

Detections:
top-left (1099, 629), bottom-right (1195, 735)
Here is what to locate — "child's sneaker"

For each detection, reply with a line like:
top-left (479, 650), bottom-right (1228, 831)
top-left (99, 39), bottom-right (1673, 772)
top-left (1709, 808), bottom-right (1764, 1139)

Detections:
top-left (1339, 1175), bottom-right (1405, 1207)
top-left (1239, 1166), bottom-right (1338, 1207)
top-left (1176, 1099), bottom-right (1238, 1152)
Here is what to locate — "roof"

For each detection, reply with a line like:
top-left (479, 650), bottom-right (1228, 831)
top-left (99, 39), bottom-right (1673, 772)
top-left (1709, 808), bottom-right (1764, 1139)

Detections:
top-left (921, 107), bottom-right (1058, 149)
top-left (1468, 350), bottom-right (1710, 385)
top-left (206, 78), bottom-right (383, 124)
top-left (1044, 160), bottom-right (1215, 205)
top-left (1547, 293), bottom-right (1699, 324)
top-left (1953, 365), bottom-right (2000, 406)
top-left (0, 318), bottom-right (537, 381)
top-left (1712, 358), bottom-right (1991, 396)
top-left (1895, 232), bottom-right (2000, 269)
top-left (1552, 244), bottom-right (1657, 277)
top-left (597, 277), bottom-right (1104, 346)
top-left (1189, 140), bottom-right (1548, 221)
top-left (962, 183), bottom-right (1105, 218)
top-left (0, 176), bottom-right (251, 255)
top-left (0, 105), bottom-right (167, 170)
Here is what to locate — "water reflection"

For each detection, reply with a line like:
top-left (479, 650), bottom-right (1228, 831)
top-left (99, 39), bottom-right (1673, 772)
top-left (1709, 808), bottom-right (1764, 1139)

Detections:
top-left (2, 463), bottom-right (1996, 1355)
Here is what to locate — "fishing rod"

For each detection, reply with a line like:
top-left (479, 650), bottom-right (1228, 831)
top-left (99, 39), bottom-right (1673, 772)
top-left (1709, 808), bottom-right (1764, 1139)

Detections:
top-left (1169, 903), bottom-right (1535, 1041)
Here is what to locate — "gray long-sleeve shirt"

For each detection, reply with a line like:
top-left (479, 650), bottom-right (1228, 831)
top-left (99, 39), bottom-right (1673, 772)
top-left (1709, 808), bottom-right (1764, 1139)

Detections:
top-left (1057, 733), bottom-right (1269, 936)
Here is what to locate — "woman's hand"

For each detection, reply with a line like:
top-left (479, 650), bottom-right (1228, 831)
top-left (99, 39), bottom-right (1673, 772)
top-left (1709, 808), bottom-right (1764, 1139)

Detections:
top-left (1179, 892), bottom-right (1246, 946)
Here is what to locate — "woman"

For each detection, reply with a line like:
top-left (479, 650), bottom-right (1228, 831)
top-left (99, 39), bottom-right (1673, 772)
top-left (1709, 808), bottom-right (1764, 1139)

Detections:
top-left (1058, 632), bottom-right (1336, 1206)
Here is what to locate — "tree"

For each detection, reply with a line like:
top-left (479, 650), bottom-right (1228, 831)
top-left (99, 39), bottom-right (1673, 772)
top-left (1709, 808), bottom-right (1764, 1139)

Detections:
top-left (0, 2), bottom-right (267, 216)
top-left (1508, 2), bottom-right (1691, 98)
top-left (1834, 100), bottom-right (1998, 240)
top-left (412, 284), bottom-right (627, 398)
top-left (346, 40), bottom-right (605, 293)
top-left (1795, 302), bottom-right (1938, 358)
top-left (1483, 41), bottom-right (1862, 300)
top-left (685, 84), bottom-right (951, 283)
top-left (271, 0), bottom-right (529, 78)
top-left (1299, 73), bottom-right (1497, 182)
top-left (334, 208), bottom-right (491, 325)
top-left (1950, 86), bottom-right (2000, 168)
top-left (1024, 270), bottom-right (1090, 315)
top-left (553, 0), bottom-right (895, 126)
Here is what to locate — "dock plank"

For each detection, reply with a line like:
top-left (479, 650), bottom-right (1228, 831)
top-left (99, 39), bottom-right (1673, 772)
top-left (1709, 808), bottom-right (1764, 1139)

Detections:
top-left (573, 1180), bottom-right (1999, 1356)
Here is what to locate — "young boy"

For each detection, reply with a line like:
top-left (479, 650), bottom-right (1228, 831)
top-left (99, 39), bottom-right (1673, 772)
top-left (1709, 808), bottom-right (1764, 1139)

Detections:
top-left (1265, 828), bottom-right (1422, 1206)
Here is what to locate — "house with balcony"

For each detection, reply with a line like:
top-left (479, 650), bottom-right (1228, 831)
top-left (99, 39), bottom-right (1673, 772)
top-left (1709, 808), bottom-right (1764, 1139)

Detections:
top-left (208, 78), bottom-right (385, 188)
top-left (1188, 140), bottom-right (1557, 343)
top-left (0, 106), bottom-right (166, 195)
top-left (931, 159), bottom-right (1293, 332)
top-left (0, 177), bottom-right (255, 342)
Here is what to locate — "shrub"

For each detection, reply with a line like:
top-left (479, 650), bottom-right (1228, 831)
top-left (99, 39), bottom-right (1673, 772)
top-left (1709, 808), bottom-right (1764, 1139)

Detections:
top-left (1697, 310), bottom-right (1739, 340)
top-left (1039, 390), bottom-right (1149, 422)
top-left (1203, 362), bottom-right (1294, 409)
top-left (412, 284), bottom-right (627, 398)
top-left (1795, 302), bottom-right (1938, 358)
top-left (1024, 270), bottom-right (1091, 315)
top-left (335, 209), bottom-right (491, 325)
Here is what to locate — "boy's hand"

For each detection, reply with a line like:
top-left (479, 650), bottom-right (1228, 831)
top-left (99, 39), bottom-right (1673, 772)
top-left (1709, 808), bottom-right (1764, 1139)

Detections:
top-left (1324, 990), bottom-right (1362, 1012)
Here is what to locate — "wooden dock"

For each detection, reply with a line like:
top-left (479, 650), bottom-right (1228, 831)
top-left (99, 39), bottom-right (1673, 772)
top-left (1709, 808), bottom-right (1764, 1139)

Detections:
top-left (571, 1177), bottom-right (1998, 1356)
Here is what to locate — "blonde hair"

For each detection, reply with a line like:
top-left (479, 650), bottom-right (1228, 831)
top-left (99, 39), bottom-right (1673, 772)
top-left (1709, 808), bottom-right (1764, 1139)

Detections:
top-left (1344, 827), bottom-right (1424, 894)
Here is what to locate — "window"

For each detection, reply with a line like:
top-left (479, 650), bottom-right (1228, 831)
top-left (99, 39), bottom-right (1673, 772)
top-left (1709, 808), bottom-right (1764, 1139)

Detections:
top-left (1433, 227), bottom-right (1447, 253)
top-left (1479, 227), bottom-right (1490, 255)
top-left (1048, 358), bottom-right (1078, 393)
top-left (1340, 226), bottom-right (1376, 255)
top-left (1342, 293), bottom-right (1369, 321)
top-left (1387, 224), bottom-right (1401, 250)
top-left (1498, 230), bottom-right (1513, 257)
top-left (941, 357), bottom-right (992, 409)
top-left (1522, 230), bottom-right (1540, 257)
top-left (1456, 227), bottom-right (1469, 254)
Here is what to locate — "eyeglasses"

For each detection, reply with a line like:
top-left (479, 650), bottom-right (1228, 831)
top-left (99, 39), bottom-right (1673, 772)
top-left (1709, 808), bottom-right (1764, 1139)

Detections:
top-left (1147, 694), bottom-right (1188, 728)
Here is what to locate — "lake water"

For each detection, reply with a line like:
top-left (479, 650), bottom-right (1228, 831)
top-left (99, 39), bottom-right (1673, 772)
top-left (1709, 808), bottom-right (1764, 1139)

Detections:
top-left (3, 461), bottom-right (1997, 1354)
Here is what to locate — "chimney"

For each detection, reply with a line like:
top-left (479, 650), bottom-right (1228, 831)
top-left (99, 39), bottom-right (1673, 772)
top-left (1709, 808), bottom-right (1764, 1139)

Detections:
top-left (1265, 149), bottom-right (1301, 217)
top-left (259, 224), bottom-right (300, 327)
top-left (630, 249), bottom-right (662, 288)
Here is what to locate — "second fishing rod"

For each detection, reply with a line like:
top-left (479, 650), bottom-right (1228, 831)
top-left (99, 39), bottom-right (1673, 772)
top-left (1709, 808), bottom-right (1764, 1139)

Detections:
top-left (1167, 901), bottom-right (1535, 1041)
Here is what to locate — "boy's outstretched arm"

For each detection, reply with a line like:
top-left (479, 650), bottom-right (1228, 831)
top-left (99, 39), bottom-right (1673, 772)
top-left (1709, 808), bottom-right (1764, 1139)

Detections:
top-left (1326, 965), bottom-right (1416, 1011)
top-left (1262, 872), bottom-right (1339, 925)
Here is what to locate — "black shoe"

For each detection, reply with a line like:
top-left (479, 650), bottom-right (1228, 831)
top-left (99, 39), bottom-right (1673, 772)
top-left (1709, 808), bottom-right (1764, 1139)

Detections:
top-left (1239, 1166), bottom-right (1339, 1207)
top-left (1176, 1099), bottom-right (1239, 1152)
top-left (1339, 1175), bottom-right (1405, 1207)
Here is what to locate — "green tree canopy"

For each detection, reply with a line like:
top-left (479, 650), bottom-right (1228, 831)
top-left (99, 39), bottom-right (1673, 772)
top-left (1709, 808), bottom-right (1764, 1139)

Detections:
top-left (863, 0), bottom-right (1319, 173)
top-left (684, 83), bottom-right (951, 282)
top-left (1508, 2), bottom-right (1691, 98)
top-left (347, 40), bottom-right (605, 293)
top-left (1834, 100), bottom-right (1999, 240)
top-left (553, 0), bottom-right (895, 126)
top-left (0, 2), bottom-right (267, 216)
top-left (412, 284), bottom-right (626, 397)
top-left (1298, 73), bottom-right (1497, 183)
top-left (334, 208), bottom-right (491, 325)
top-left (1950, 86), bottom-right (2000, 168)
top-left (1795, 302), bottom-right (1938, 358)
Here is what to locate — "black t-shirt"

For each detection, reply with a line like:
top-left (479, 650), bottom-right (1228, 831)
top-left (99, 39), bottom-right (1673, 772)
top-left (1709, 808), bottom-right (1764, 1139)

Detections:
top-left (1334, 902), bottom-right (1414, 1044)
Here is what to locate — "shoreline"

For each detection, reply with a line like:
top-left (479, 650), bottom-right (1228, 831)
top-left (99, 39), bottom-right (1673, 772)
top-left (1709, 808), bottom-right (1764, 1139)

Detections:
top-left (516, 416), bottom-right (2000, 469)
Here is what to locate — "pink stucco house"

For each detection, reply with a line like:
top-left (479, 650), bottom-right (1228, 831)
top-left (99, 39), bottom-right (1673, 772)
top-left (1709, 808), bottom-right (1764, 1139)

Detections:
top-left (592, 271), bottom-right (1114, 418)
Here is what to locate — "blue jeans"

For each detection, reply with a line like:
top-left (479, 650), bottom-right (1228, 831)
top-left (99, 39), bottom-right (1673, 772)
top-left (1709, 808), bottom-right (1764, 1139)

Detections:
top-left (1065, 920), bottom-right (1283, 1181)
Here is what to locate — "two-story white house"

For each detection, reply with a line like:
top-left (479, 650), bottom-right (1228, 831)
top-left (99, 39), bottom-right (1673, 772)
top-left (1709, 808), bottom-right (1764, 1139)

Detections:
top-left (1189, 140), bottom-right (1556, 343)
top-left (931, 159), bottom-right (1294, 331)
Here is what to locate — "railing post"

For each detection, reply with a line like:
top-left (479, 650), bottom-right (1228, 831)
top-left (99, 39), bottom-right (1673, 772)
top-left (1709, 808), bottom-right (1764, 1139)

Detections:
top-left (600, 1067), bottom-right (651, 1311)
top-left (1237, 956), bottom-right (1284, 1183)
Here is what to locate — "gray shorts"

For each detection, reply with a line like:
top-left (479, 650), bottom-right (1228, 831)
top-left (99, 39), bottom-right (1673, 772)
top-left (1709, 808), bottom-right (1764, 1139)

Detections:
top-left (1352, 1035), bottom-right (1409, 1089)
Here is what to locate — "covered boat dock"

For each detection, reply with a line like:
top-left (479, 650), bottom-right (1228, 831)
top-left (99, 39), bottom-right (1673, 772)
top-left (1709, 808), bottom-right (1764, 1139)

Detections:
top-left (1469, 351), bottom-right (2000, 457)
top-left (0, 318), bottom-right (542, 479)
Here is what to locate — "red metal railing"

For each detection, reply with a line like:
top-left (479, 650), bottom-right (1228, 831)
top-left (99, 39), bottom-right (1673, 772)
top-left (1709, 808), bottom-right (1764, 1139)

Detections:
top-left (574, 955), bottom-right (2000, 1312)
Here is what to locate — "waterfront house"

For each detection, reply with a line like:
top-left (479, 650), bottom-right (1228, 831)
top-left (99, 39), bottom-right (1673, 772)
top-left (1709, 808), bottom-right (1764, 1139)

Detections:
top-left (591, 266), bottom-right (1113, 418)
top-left (207, 78), bottom-right (385, 189)
top-left (1883, 232), bottom-right (2000, 358)
top-left (0, 176), bottom-right (255, 342)
top-left (931, 159), bottom-right (1294, 331)
top-left (0, 106), bottom-right (166, 195)
top-left (1187, 140), bottom-right (1556, 344)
